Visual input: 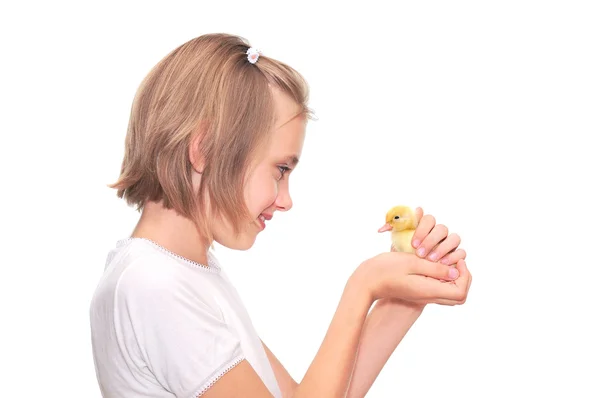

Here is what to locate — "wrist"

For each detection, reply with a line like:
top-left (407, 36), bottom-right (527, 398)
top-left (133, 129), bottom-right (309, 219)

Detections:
top-left (352, 256), bottom-right (389, 302)
top-left (347, 263), bottom-right (376, 309)
top-left (377, 298), bottom-right (426, 314)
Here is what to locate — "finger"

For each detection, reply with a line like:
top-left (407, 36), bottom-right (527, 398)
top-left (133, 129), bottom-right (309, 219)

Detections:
top-left (427, 233), bottom-right (461, 262)
top-left (414, 207), bottom-right (424, 223)
top-left (455, 259), bottom-right (472, 304)
top-left (405, 275), bottom-right (464, 304)
top-left (409, 257), bottom-right (459, 282)
top-left (416, 223), bottom-right (449, 258)
top-left (390, 244), bottom-right (397, 252)
top-left (445, 259), bottom-right (470, 304)
top-left (417, 296), bottom-right (461, 306)
top-left (417, 260), bottom-right (470, 303)
top-left (440, 248), bottom-right (467, 265)
top-left (431, 298), bottom-right (461, 305)
top-left (405, 291), bottom-right (461, 306)
top-left (406, 283), bottom-right (466, 306)
top-left (412, 214), bottom-right (435, 249)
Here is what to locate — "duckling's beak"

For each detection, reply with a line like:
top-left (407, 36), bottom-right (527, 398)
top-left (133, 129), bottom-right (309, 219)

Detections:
top-left (378, 223), bottom-right (393, 233)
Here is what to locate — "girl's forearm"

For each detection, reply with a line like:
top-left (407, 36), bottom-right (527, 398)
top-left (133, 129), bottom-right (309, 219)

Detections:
top-left (346, 299), bottom-right (424, 398)
top-left (293, 275), bottom-right (373, 398)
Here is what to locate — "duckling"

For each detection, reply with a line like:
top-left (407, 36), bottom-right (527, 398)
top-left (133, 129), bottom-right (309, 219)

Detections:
top-left (377, 205), bottom-right (418, 253)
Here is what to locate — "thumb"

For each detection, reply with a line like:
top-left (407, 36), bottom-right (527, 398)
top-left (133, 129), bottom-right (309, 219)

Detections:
top-left (411, 257), bottom-right (459, 281)
top-left (414, 207), bottom-right (424, 223)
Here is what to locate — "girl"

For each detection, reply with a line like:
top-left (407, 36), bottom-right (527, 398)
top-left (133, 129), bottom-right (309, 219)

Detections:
top-left (90, 33), bottom-right (471, 398)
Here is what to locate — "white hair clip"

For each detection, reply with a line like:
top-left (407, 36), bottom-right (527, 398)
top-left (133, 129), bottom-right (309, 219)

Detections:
top-left (246, 47), bottom-right (261, 64)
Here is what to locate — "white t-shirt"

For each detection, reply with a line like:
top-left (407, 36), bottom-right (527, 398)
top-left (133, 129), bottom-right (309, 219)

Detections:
top-left (89, 237), bottom-right (282, 398)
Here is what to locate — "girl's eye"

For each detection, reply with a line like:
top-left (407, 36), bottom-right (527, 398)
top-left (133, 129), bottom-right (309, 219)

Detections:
top-left (277, 165), bottom-right (291, 180)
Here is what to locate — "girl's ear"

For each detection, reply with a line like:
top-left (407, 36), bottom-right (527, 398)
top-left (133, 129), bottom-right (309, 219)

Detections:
top-left (188, 126), bottom-right (208, 174)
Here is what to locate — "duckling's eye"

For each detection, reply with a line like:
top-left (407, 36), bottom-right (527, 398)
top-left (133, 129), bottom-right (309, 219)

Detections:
top-left (393, 215), bottom-right (400, 220)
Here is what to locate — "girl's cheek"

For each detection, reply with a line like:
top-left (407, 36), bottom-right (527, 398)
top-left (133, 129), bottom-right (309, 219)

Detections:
top-left (270, 181), bottom-right (279, 203)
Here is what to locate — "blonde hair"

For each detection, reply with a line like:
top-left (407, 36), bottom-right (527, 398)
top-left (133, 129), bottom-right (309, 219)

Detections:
top-left (108, 33), bottom-right (316, 242)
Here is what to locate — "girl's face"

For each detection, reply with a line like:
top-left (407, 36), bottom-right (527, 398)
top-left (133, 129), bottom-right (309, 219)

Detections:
top-left (214, 88), bottom-right (307, 250)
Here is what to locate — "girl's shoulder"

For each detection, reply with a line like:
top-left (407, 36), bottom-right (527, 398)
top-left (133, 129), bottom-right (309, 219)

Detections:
top-left (93, 237), bottom-right (225, 320)
top-left (90, 239), bottom-right (245, 397)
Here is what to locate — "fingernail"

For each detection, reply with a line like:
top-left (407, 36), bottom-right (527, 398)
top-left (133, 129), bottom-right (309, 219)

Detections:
top-left (449, 267), bottom-right (459, 279)
top-left (413, 239), bottom-right (420, 248)
top-left (417, 247), bottom-right (426, 257)
top-left (428, 252), bottom-right (438, 261)
top-left (441, 258), bottom-right (450, 265)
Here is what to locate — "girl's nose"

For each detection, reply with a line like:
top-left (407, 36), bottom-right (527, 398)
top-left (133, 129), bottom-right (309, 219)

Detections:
top-left (276, 184), bottom-right (293, 212)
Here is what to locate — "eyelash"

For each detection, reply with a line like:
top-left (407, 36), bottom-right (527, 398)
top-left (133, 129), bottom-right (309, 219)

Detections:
top-left (277, 165), bottom-right (291, 180)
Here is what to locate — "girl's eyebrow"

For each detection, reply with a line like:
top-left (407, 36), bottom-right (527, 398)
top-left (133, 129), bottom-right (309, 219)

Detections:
top-left (285, 155), bottom-right (300, 167)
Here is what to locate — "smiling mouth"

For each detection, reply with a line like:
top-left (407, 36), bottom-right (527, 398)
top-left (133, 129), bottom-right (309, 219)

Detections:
top-left (257, 215), bottom-right (266, 230)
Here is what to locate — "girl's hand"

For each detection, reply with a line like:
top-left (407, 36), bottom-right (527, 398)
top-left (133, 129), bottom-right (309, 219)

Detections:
top-left (356, 251), bottom-right (471, 306)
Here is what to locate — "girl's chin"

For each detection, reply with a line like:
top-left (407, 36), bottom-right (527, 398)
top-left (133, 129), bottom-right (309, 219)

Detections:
top-left (220, 232), bottom-right (257, 251)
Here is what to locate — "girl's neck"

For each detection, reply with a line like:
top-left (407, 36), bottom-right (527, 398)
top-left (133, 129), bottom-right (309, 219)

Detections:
top-left (131, 200), bottom-right (210, 267)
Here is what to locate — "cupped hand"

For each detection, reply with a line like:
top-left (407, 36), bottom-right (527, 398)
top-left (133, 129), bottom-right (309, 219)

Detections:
top-left (358, 251), bottom-right (471, 306)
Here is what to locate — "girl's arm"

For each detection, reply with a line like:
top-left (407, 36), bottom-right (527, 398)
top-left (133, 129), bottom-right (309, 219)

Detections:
top-left (203, 254), bottom-right (469, 398)
top-left (292, 274), bottom-right (372, 397)
top-left (204, 272), bottom-right (372, 398)
top-left (346, 299), bottom-right (424, 397)
top-left (262, 299), bottom-right (424, 398)
top-left (261, 341), bottom-right (299, 397)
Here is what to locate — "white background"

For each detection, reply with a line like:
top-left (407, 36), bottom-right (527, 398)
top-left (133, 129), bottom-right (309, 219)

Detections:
top-left (1, 1), bottom-right (599, 397)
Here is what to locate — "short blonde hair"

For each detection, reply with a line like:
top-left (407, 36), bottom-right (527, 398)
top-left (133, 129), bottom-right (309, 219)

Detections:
top-left (108, 33), bottom-right (316, 242)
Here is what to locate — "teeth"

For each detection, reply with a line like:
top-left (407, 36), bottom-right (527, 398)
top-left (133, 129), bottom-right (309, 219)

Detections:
top-left (259, 215), bottom-right (266, 222)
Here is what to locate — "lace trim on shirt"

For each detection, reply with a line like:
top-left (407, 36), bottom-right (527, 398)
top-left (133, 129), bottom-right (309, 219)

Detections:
top-left (192, 355), bottom-right (245, 397)
top-left (117, 237), bottom-right (221, 273)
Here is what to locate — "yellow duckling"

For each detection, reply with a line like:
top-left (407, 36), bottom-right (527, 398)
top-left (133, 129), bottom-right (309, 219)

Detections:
top-left (377, 205), bottom-right (418, 253)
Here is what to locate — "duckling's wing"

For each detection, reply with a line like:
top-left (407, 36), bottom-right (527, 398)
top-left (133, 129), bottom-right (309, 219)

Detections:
top-left (392, 230), bottom-right (416, 253)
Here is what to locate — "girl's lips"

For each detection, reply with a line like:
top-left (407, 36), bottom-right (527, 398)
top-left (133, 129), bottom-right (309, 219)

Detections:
top-left (257, 213), bottom-right (272, 231)
top-left (260, 213), bottom-right (273, 220)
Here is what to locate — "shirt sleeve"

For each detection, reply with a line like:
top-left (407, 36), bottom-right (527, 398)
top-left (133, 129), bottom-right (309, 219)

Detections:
top-left (114, 261), bottom-right (245, 397)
